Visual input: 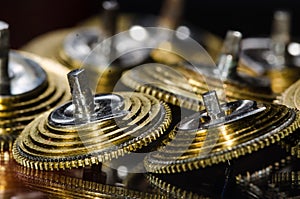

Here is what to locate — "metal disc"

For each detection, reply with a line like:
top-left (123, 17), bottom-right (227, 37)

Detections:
top-left (12, 92), bottom-right (171, 170)
top-left (144, 101), bottom-right (300, 173)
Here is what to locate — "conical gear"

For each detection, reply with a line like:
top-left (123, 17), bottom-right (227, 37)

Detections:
top-left (13, 91), bottom-right (171, 170)
top-left (144, 91), bottom-right (300, 174)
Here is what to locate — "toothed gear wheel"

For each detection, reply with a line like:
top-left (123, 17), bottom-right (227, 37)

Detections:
top-left (121, 64), bottom-right (276, 113)
top-left (13, 92), bottom-right (171, 170)
top-left (271, 171), bottom-right (300, 187)
top-left (236, 156), bottom-right (300, 198)
top-left (144, 100), bottom-right (300, 174)
top-left (16, 166), bottom-right (166, 199)
top-left (121, 64), bottom-right (206, 111)
top-left (279, 79), bottom-right (300, 158)
top-left (279, 79), bottom-right (300, 110)
top-left (146, 174), bottom-right (203, 199)
top-left (0, 51), bottom-right (70, 152)
top-left (176, 65), bottom-right (277, 103)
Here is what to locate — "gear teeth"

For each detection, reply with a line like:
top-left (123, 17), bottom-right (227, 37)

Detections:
top-left (279, 79), bottom-right (300, 110)
top-left (177, 66), bottom-right (277, 103)
top-left (146, 174), bottom-right (204, 198)
top-left (121, 64), bottom-right (277, 114)
top-left (235, 156), bottom-right (300, 198)
top-left (0, 52), bottom-right (70, 153)
top-left (271, 170), bottom-right (300, 186)
top-left (278, 79), bottom-right (300, 158)
top-left (121, 65), bottom-right (205, 111)
top-left (145, 103), bottom-right (300, 174)
top-left (236, 156), bottom-right (293, 184)
top-left (13, 92), bottom-right (172, 171)
top-left (15, 166), bottom-right (166, 199)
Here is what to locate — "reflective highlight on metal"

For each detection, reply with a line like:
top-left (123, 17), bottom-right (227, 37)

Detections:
top-left (16, 166), bottom-right (166, 199)
top-left (144, 94), bottom-right (300, 173)
top-left (278, 79), bottom-right (300, 110)
top-left (12, 91), bottom-right (171, 170)
top-left (239, 11), bottom-right (300, 94)
top-left (122, 31), bottom-right (276, 111)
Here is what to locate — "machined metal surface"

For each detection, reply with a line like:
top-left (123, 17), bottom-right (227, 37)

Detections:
top-left (121, 63), bottom-right (206, 111)
top-left (0, 21), bottom-right (70, 152)
top-left (278, 78), bottom-right (300, 110)
top-left (0, 51), bottom-right (70, 152)
top-left (144, 91), bottom-right (300, 173)
top-left (2, 52), bottom-right (47, 96)
top-left (12, 91), bottom-right (171, 170)
top-left (122, 30), bottom-right (276, 109)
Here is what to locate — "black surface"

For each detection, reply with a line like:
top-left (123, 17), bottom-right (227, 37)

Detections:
top-left (1, 1), bottom-right (300, 48)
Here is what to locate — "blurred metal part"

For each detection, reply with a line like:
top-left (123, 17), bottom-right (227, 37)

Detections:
top-left (0, 21), bottom-right (10, 94)
top-left (239, 11), bottom-right (300, 94)
top-left (157, 0), bottom-right (184, 29)
top-left (21, 14), bottom-right (223, 94)
top-left (146, 173), bottom-right (204, 198)
top-left (0, 52), bottom-right (70, 152)
top-left (236, 156), bottom-right (300, 199)
top-left (278, 79), bottom-right (300, 159)
top-left (151, 24), bottom-right (223, 65)
top-left (271, 10), bottom-right (291, 59)
top-left (15, 165), bottom-right (165, 199)
top-left (279, 78), bottom-right (300, 110)
top-left (121, 63), bottom-right (205, 111)
top-left (122, 30), bottom-right (276, 110)
top-left (0, 152), bottom-right (44, 199)
top-left (0, 20), bottom-right (70, 152)
top-left (218, 30), bottom-right (242, 80)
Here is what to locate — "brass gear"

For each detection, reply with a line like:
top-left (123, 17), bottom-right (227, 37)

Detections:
top-left (13, 92), bottom-right (171, 171)
top-left (146, 174), bottom-right (207, 199)
top-left (278, 79), bottom-right (300, 158)
top-left (121, 64), bottom-right (205, 111)
top-left (144, 100), bottom-right (300, 174)
top-left (0, 51), bottom-right (70, 152)
top-left (177, 65), bottom-right (277, 103)
top-left (16, 166), bottom-right (167, 199)
top-left (279, 79), bottom-right (300, 110)
top-left (121, 63), bottom-right (276, 112)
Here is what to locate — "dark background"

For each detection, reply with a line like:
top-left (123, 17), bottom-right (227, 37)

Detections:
top-left (1, 0), bottom-right (300, 48)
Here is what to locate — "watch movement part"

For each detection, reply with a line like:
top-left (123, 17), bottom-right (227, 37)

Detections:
top-left (16, 165), bottom-right (166, 199)
top-left (144, 91), bottom-right (300, 173)
top-left (13, 69), bottom-right (172, 170)
top-left (0, 21), bottom-right (70, 152)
